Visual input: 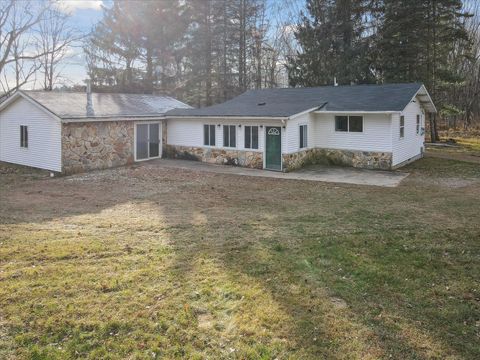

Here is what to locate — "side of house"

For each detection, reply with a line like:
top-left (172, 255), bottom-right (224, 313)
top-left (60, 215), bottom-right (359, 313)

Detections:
top-left (61, 119), bottom-right (165, 174)
top-left (391, 98), bottom-right (425, 167)
top-left (0, 83), bottom-right (434, 174)
top-left (166, 117), bottom-right (285, 169)
top-left (165, 83), bottom-right (434, 172)
top-left (0, 96), bottom-right (62, 172)
top-left (0, 91), bottom-right (186, 174)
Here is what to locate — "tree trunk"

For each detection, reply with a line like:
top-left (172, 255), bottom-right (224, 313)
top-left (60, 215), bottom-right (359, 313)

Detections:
top-left (205, 0), bottom-right (212, 106)
top-left (145, 44), bottom-right (153, 94)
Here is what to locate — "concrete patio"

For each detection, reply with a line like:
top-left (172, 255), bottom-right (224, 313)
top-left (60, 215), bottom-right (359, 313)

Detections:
top-left (147, 159), bottom-right (409, 187)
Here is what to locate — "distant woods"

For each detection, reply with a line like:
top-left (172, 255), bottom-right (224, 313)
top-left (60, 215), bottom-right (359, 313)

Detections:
top-left (84, 0), bottom-right (295, 107)
top-left (1, 0), bottom-right (479, 130)
top-left (86, 0), bottom-right (480, 131)
top-left (288, 0), bottom-right (479, 136)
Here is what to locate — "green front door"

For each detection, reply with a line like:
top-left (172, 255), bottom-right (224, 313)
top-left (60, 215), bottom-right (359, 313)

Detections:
top-left (265, 126), bottom-right (282, 171)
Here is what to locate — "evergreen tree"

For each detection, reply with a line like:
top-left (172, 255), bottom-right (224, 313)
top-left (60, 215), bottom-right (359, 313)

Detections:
top-left (287, 0), bottom-right (376, 86)
top-left (378, 0), bottom-right (471, 139)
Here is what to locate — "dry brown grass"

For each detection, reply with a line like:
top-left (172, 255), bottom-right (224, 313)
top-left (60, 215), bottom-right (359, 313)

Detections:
top-left (0, 154), bottom-right (479, 359)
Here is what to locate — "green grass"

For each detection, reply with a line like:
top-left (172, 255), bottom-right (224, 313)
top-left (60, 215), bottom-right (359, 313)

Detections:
top-left (0, 154), bottom-right (479, 359)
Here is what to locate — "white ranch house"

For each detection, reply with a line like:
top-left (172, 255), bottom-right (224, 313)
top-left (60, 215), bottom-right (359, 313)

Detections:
top-left (0, 83), bottom-right (436, 174)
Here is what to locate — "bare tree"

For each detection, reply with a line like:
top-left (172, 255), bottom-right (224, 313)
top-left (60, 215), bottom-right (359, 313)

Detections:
top-left (37, 7), bottom-right (80, 91)
top-left (0, 0), bottom-right (50, 97)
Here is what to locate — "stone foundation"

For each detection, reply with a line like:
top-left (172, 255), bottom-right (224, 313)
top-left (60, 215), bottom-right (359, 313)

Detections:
top-left (62, 121), bottom-right (135, 174)
top-left (165, 145), bottom-right (263, 169)
top-left (283, 148), bottom-right (393, 171)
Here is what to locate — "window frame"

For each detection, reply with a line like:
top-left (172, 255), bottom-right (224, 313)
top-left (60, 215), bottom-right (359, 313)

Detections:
top-left (299, 124), bottom-right (308, 149)
top-left (335, 115), bottom-right (364, 133)
top-left (223, 124), bottom-right (236, 148)
top-left (244, 125), bottom-right (259, 150)
top-left (203, 124), bottom-right (216, 147)
top-left (20, 125), bottom-right (28, 148)
top-left (400, 115), bottom-right (405, 139)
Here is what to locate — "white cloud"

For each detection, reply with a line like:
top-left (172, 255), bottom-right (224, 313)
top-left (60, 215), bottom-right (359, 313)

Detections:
top-left (53, 0), bottom-right (104, 14)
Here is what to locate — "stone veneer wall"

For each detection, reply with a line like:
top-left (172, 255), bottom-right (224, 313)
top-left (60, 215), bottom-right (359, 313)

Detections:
top-left (62, 121), bottom-right (135, 174)
top-left (283, 148), bottom-right (393, 171)
top-left (165, 145), bottom-right (263, 169)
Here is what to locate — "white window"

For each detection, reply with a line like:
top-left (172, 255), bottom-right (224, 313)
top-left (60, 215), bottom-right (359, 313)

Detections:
top-left (416, 115), bottom-right (420, 135)
top-left (335, 116), bottom-right (363, 132)
top-left (244, 126), bottom-right (259, 149)
top-left (20, 125), bottom-right (28, 148)
top-left (223, 125), bottom-right (236, 148)
top-left (204, 124), bottom-right (215, 146)
top-left (299, 124), bottom-right (307, 148)
top-left (400, 116), bottom-right (405, 138)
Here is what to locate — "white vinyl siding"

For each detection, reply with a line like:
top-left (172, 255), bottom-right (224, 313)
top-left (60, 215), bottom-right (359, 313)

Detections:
top-left (312, 113), bottom-right (392, 153)
top-left (285, 112), bottom-right (315, 153)
top-left (392, 99), bottom-right (425, 166)
top-left (167, 118), bottom-right (285, 153)
top-left (0, 97), bottom-right (61, 172)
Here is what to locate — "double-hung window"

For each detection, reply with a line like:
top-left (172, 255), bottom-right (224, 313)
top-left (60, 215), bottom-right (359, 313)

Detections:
top-left (244, 125), bottom-right (258, 149)
top-left (299, 124), bottom-right (307, 148)
top-left (223, 125), bottom-right (236, 148)
top-left (204, 124), bottom-right (215, 146)
top-left (400, 116), bottom-right (405, 138)
top-left (20, 125), bottom-right (28, 148)
top-left (416, 115), bottom-right (420, 135)
top-left (335, 116), bottom-right (363, 132)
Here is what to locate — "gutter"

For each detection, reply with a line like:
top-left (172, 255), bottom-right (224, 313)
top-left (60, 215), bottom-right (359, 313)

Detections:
top-left (313, 110), bottom-right (400, 114)
top-left (165, 115), bottom-right (288, 121)
top-left (61, 116), bottom-right (167, 123)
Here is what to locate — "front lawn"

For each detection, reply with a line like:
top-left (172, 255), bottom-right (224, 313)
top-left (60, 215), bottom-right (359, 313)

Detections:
top-left (0, 153), bottom-right (479, 359)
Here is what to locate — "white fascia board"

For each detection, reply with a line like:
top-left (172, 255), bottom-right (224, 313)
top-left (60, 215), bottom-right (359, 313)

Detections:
top-left (166, 115), bottom-right (287, 121)
top-left (61, 116), bottom-right (166, 123)
top-left (288, 107), bottom-right (326, 120)
top-left (410, 85), bottom-right (437, 113)
top-left (313, 110), bottom-right (399, 114)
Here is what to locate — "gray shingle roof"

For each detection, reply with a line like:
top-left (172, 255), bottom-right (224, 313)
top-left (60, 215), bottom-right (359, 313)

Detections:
top-left (22, 91), bottom-right (191, 119)
top-left (167, 83), bottom-right (433, 118)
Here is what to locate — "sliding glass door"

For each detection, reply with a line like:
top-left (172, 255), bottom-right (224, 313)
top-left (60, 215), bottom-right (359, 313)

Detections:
top-left (136, 123), bottom-right (160, 161)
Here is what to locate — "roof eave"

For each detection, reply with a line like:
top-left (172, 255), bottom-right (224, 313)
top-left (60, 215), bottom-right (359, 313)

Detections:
top-left (0, 91), bottom-right (63, 121)
top-left (313, 110), bottom-right (400, 114)
top-left (61, 115), bottom-right (167, 123)
top-left (414, 85), bottom-right (437, 113)
top-left (165, 115), bottom-right (288, 120)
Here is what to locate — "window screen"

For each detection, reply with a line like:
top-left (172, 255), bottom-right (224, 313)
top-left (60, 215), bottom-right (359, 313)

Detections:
top-left (400, 116), bottom-right (405, 138)
top-left (299, 125), bottom-right (307, 148)
top-left (20, 125), bottom-right (28, 148)
top-left (335, 116), bottom-right (363, 132)
top-left (244, 126), bottom-right (258, 149)
top-left (223, 125), bottom-right (236, 147)
top-left (335, 116), bottom-right (348, 132)
top-left (349, 116), bottom-right (363, 132)
top-left (204, 124), bottom-right (215, 146)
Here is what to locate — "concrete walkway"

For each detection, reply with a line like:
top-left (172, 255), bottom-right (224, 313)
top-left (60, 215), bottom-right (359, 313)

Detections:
top-left (149, 159), bottom-right (409, 187)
